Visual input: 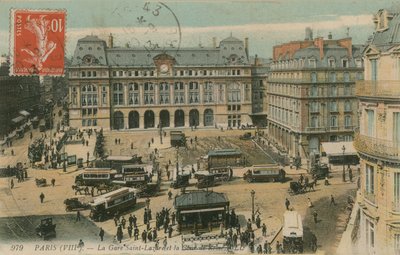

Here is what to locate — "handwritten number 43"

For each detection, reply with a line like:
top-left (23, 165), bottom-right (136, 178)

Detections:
top-left (143, 2), bottom-right (161, 16)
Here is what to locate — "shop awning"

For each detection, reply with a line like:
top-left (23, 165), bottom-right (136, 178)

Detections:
top-left (11, 116), bottom-right (25, 124)
top-left (321, 142), bottom-right (357, 156)
top-left (180, 207), bottom-right (226, 214)
top-left (19, 110), bottom-right (30, 117)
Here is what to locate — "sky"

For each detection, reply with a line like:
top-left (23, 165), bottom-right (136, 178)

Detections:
top-left (0, 0), bottom-right (398, 58)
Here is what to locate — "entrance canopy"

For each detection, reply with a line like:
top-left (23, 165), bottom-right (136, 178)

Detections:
top-left (175, 190), bottom-right (229, 210)
top-left (321, 142), bottom-right (357, 157)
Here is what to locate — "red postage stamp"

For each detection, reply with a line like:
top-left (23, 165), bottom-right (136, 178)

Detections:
top-left (10, 9), bottom-right (66, 76)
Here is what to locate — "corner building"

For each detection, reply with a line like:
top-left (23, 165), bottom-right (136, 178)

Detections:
top-left (354, 8), bottom-right (400, 255)
top-left (68, 35), bottom-right (254, 130)
top-left (267, 29), bottom-right (364, 158)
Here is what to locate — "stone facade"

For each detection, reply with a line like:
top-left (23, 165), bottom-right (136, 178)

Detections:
top-left (267, 29), bottom-right (364, 158)
top-left (354, 8), bottom-right (400, 255)
top-left (68, 35), bottom-right (259, 130)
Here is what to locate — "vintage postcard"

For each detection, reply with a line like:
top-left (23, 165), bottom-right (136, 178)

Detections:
top-left (0, 0), bottom-right (399, 255)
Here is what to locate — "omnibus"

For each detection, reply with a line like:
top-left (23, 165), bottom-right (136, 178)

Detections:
top-left (283, 211), bottom-right (303, 253)
top-left (95, 155), bottom-right (143, 172)
top-left (89, 187), bottom-right (137, 221)
top-left (74, 168), bottom-right (117, 186)
top-left (243, 164), bottom-right (286, 183)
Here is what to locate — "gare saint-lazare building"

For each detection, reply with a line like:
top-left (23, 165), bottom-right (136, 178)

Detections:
top-left (67, 34), bottom-right (265, 130)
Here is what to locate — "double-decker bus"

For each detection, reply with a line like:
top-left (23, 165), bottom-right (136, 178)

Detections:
top-left (74, 168), bottom-right (117, 186)
top-left (89, 187), bottom-right (137, 221)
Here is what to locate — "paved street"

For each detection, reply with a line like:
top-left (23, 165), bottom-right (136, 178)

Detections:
top-left (0, 124), bottom-right (358, 255)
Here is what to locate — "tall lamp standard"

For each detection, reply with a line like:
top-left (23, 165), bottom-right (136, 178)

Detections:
top-left (251, 190), bottom-right (255, 222)
top-left (159, 121), bottom-right (163, 144)
top-left (342, 145), bottom-right (346, 182)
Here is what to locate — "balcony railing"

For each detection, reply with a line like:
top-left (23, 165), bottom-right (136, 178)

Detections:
top-left (305, 127), bottom-right (327, 132)
top-left (363, 191), bottom-right (376, 204)
top-left (354, 133), bottom-right (400, 161)
top-left (356, 80), bottom-right (400, 98)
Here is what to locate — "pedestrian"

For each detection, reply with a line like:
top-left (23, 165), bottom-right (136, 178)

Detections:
top-left (163, 236), bottom-right (168, 248)
top-left (118, 138), bottom-right (121, 144)
top-left (99, 227), bottom-right (104, 241)
top-left (330, 194), bottom-right (336, 206)
top-left (78, 239), bottom-right (84, 248)
top-left (11, 149), bottom-right (14, 156)
top-left (349, 168), bottom-right (353, 182)
top-left (86, 140), bottom-right (88, 146)
top-left (168, 190), bottom-right (172, 199)
top-left (171, 211), bottom-right (176, 225)
top-left (262, 223), bottom-right (267, 237)
top-left (148, 142), bottom-right (151, 148)
top-left (76, 210), bottom-right (81, 221)
top-left (142, 230), bottom-right (147, 243)
top-left (257, 244), bottom-right (263, 254)
top-left (30, 132), bottom-right (33, 140)
top-left (276, 241), bottom-right (281, 254)
top-left (127, 225), bottom-right (132, 238)
top-left (151, 138), bottom-right (154, 144)
top-left (91, 186), bottom-right (94, 197)
top-left (167, 171), bottom-right (171, 181)
top-left (313, 210), bottom-right (318, 223)
top-left (121, 216), bottom-right (126, 228)
top-left (115, 138), bottom-right (117, 145)
top-left (40, 192), bottom-right (45, 203)
top-left (134, 226), bottom-right (139, 240)
top-left (168, 225), bottom-right (173, 238)
top-left (285, 198), bottom-right (290, 210)
top-left (131, 142), bottom-right (133, 150)
top-left (190, 138), bottom-right (193, 145)
top-left (255, 215), bottom-right (261, 228)
top-left (308, 197), bottom-right (314, 208)
top-left (51, 178), bottom-right (55, 187)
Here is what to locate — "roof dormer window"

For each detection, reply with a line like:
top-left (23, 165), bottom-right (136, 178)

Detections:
top-left (328, 58), bottom-right (336, 68)
top-left (374, 9), bottom-right (392, 31)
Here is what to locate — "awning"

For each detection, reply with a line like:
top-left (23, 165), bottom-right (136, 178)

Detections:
top-left (321, 142), bottom-right (357, 156)
top-left (11, 116), bottom-right (25, 124)
top-left (19, 110), bottom-right (30, 117)
top-left (180, 207), bottom-right (225, 214)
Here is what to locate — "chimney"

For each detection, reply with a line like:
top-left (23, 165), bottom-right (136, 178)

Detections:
top-left (108, 33), bottom-right (114, 48)
top-left (305, 27), bottom-right (313, 40)
top-left (245, 37), bottom-right (249, 51)
top-left (212, 37), bottom-right (217, 48)
top-left (328, 32), bottom-right (332, 40)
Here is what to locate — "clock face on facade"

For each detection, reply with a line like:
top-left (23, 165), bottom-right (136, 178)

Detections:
top-left (160, 64), bottom-right (169, 74)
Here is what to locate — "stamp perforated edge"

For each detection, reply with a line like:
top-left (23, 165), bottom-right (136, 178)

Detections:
top-left (9, 8), bottom-right (67, 77)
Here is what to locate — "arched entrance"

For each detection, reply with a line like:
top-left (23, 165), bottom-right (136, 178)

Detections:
top-left (113, 111), bottom-right (124, 130)
top-left (128, 111), bottom-right (139, 129)
top-left (204, 109), bottom-right (214, 126)
top-left (174, 110), bottom-right (185, 127)
top-left (189, 109), bottom-right (199, 127)
top-left (160, 110), bottom-right (170, 127)
top-left (144, 110), bottom-right (155, 128)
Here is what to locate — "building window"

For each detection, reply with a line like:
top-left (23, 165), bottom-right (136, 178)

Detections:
top-left (344, 72), bottom-right (350, 82)
top-left (394, 173), bottom-right (400, 211)
top-left (357, 72), bottom-right (363, 80)
top-left (228, 83), bottom-right (241, 103)
top-left (308, 58), bottom-right (316, 68)
top-left (366, 164), bottom-right (375, 195)
top-left (311, 72), bottom-right (317, 83)
top-left (159, 82), bottom-right (170, 104)
top-left (329, 72), bottom-right (337, 82)
top-left (128, 82), bottom-right (140, 105)
top-left (345, 115), bottom-right (352, 128)
top-left (328, 58), bottom-right (336, 68)
top-left (330, 85), bottom-right (337, 96)
top-left (367, 110), bottom-right (375, 136)
top-left (310, 85), bottom-right (318, 97)
top-left (344, 84), bottom-right (351, 95)
top-left (144, 82), bottom-right (154, 105)
top-left (310, 101), bottom-right (319, 112)
top-left (355, 59), bottom-right (362, 68)
top-left (330, 101), bottom-right (338, 112)
top-left (370, 59), bottom-right (378, 81)
top-left (366, 219), bottom-right (375, 251)
top-left (204, 81), bottom-right (214, 103)
top-left (342, 59), bottom-right (349, 68)
top-left (344, 135), bottom-right (353, 141)
top-left (311, 116), bottom-right (319, 127)
top-left (227, 115), bottom-right (241, 127)
top-left (394, 113), bottom-right (400, 146)
top-left (344, 101), bottom-right (352, 111)
top-left (174, 82), bottom-right (185, 104)
top-left (330, 116), bottom-right (338, 127)
top-left (113, 83), bottom-right (124, 105)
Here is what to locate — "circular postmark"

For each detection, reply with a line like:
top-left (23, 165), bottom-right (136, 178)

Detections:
top-left (110, 1), bottom-right (181, 55)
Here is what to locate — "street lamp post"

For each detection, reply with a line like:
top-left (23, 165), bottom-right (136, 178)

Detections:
top-left (176, 146), bottom-right (179, 179)
top-left (159, 121), bottom-right (163, 145)
top-left (251, 190), bottom-right (255, 222)
top-left (342, 145), bottom-right (346, 182)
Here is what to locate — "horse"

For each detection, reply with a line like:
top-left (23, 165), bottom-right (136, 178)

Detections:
top-left (72, 185), bottom-right (85, 195)
top-left (96, 184), bottom-right (111, 194)
top-left (304, 180), bottom-right (317, 192)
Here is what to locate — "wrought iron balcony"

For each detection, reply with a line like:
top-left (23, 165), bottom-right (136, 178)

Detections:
top-left (305, 127), bottom-right (327, 133)
top-left (356, 80), bottom-right (400, 99)
top-left (354, 133), bottom-right (400, 161)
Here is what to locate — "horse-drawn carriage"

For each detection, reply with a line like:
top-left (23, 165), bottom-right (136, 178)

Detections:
top-left (64, 198), bottom-right (90, 211)
top-left (288, 180), bottom-right (316, 195)
top-left (35, 178), bottom-right (47, 187)
top-left (35, 218), bottom-right (56, 240)
top-left (171, 174), bottom-right (190, 189)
